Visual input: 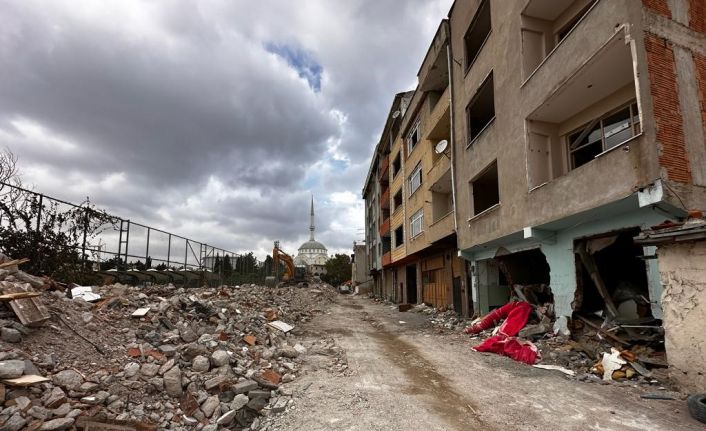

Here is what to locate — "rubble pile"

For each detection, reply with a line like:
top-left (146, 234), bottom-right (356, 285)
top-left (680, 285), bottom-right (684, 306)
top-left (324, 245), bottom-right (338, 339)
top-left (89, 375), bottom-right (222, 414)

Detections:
top-left (408, 294), bottom-right (669, 387)
top-left (411, 304), bottom-right (471, 331)
top-left (0, 254), bottom-right (337, 430)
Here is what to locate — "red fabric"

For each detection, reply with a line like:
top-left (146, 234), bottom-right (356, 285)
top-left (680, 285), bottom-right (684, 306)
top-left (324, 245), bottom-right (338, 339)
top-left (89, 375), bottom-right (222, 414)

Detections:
top-left (474, 335), bottom-right (539, 365)
top-left (469, 301), bottom-right (538, 364)
top-left (465, 301), bottom-right (532, 335)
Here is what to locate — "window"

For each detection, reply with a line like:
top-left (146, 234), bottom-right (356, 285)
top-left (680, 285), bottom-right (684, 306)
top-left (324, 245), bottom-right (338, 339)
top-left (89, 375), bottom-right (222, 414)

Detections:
top-left (408, 163), bottom-right (422, 195)
top-left (466, 73), bottom-right (495, 144)
top-left (568, 101), bottom-right (640, 170)
top-left (393, 190), bottom-right (403, 211)
top-left (392, 153), bottom-right (402, 178)
top-left (407, 121), bottom-right (421, 155)
top-left (464, 0), bottom-right (491, 70)
top-left (410, 209), bottom-right (424, 238)
top-left (471, 161), bottom-right (499, 215)
top-left (394, 226), bottom-right (404, 248)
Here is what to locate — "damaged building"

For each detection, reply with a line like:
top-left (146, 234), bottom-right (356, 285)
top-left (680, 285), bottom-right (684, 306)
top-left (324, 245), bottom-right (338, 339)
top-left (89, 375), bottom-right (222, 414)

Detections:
top-left (363, 0), bottom-right (706, 386)
top-left (364, 20), bottom-right (470, 316)
top-left (448, 0), bottom-right (706, 334)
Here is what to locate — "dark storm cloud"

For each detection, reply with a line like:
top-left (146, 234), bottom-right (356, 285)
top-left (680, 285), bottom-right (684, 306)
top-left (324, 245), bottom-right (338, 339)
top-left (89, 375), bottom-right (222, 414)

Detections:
top-left (0, 0), bottom-right (452, 257)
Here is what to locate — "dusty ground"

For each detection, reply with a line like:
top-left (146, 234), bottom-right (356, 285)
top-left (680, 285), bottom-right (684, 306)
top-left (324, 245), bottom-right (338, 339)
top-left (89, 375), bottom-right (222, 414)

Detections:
top-left (267, 294), bottom-right (702, 431)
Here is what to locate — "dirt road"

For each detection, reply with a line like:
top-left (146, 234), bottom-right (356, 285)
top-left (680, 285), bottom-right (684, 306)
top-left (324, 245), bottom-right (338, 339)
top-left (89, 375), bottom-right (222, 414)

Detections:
top-left (267, 295), bottom-right (702, 431)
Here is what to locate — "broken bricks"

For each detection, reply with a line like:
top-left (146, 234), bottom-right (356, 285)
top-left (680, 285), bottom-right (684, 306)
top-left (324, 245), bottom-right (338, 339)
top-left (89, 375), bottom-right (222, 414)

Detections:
top-left (0, 261), bottom-right (336, 430)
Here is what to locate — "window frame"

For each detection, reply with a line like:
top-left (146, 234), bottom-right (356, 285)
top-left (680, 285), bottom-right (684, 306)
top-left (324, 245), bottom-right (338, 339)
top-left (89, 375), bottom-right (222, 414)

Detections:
top-left (392, 152), bottom-right (402, 179)
top-left (408, 162), bottom-right (422, 196)
top-left (466, 72), bottom-right (496, 146)
top-left (567, 100), bottom-right (640, 170)
top-left (406, 120), bottom-right (421, 155)
top-left (410, 209), bottom-right (424, 238)
top-left (464, 0), bottom-right (492, 73)
top-left (394, 225), bottom-right (405, 248)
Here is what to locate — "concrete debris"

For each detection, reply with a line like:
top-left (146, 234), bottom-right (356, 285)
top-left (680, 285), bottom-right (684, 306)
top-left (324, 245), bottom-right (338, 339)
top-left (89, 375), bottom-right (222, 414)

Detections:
top-left (599, 348), bottom-right (627, 381)
top-left (532, 364), bottom-right (576, 376)
top-left (0, 256), bottom-right (337, 430)
top-left (69, 285), bottom-right (101, 302)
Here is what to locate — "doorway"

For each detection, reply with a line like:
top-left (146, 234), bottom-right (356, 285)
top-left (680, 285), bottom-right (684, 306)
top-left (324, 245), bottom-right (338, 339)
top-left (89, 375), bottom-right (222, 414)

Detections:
top-left (406, 264), bottom-right (418, 304)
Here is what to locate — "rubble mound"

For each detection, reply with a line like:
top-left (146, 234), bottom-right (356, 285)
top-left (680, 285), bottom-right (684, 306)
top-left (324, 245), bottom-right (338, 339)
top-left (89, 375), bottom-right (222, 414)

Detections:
top-left (0, 258), bottom-right (337, 430)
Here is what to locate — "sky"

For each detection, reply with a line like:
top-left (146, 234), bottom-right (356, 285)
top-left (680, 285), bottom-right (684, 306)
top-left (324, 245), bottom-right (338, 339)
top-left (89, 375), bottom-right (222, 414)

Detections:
top-left (0, 0), bottom-right (453, 260)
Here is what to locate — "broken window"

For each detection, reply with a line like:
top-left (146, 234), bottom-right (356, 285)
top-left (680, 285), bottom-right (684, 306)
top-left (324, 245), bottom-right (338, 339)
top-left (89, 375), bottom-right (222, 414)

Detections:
top-left (394, 225), bottom-right (404, 248)
top-left (471, 161), bottom-right (499, 215)
top-left (464, 0), bottom-right (491, 70)
top-left (568, 101), bottom-right (639, 170)
top-left (408, 162), bottom-right (422, 196)
top-left (410, 209), bottom-right (423, 238)
top-left (392, 152), bottom-right (402, 178)
top-left (466, 73), bottom-right (495, 144)
top-left (406, 120), bottom-right (421, 155)
top-left (393, 190), bottom-right (403, 211)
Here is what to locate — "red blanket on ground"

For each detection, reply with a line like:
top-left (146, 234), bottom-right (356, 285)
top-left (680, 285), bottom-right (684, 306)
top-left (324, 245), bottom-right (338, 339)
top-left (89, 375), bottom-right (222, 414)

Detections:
top-left (472, 301), bottom-right (539, 365)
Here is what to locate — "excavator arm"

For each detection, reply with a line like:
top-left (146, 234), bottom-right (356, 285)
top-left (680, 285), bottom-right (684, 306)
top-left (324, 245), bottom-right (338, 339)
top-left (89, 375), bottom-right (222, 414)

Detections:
top-left (272, 241), bottom-right (296, 281)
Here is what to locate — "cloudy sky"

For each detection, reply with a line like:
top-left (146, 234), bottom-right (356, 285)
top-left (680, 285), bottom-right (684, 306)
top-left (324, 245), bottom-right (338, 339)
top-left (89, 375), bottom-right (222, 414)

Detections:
top-left (0, 0), bottom-right (452, 260)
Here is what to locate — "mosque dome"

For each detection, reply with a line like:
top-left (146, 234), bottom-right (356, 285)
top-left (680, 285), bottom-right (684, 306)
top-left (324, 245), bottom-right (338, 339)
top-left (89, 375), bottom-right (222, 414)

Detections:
top-left (294, 197), bottom-right (328, 271)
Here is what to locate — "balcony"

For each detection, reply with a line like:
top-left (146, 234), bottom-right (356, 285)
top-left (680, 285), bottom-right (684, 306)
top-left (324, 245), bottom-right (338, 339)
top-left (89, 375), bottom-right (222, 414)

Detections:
top-left (379, 155), bottom-right (390, 185)
top-left (382, 251), bottom-right (392, 267)
top-left (379, 217), bottom-right (391, 237)
top-left (380, 188), bottom-right (390, 210)
top-left (427, 211), bottom-right (455, 244)
top-left (425, 85), bottom-right (451, 142)
top-left (426, 152), bottom-right (451, 190)
top-left (418, 20), bottom-right (449, 93)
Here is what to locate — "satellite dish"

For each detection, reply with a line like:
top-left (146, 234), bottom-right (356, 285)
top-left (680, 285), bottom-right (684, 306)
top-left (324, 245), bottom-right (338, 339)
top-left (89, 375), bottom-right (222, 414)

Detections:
top-left (435, 140), bottom-right (449, 154)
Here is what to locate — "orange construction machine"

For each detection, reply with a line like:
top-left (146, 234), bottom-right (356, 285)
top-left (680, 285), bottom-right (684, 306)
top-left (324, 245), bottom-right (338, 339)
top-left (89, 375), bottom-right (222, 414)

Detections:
top-left (272, 241), bottom-right (307, 286)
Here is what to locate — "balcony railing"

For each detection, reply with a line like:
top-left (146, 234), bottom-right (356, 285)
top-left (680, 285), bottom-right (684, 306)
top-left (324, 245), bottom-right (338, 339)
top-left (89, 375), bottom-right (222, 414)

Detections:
top-left (427, 211), bottom-right (454, 243)
top-left (382, 251), bottom-right (392, 267)
top-left (379, 217), bottom-right (391, 237)
top-left (380, 188), bottom-right (390, 210)
top-left (379, 155), bottom-right (390, 184)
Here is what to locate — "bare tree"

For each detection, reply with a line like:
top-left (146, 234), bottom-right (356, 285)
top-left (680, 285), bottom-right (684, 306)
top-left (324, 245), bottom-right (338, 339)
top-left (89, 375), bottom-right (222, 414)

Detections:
top-left (0, 148), bottom-right (20, 188)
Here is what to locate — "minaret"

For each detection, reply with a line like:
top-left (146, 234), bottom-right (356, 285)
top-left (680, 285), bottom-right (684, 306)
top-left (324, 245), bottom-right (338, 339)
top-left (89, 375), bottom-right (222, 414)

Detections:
top-left (309, 196), bottom-right (315, 241)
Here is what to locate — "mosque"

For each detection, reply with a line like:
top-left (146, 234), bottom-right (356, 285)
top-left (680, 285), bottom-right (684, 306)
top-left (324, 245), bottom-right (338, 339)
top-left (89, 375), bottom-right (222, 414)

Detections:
top-left (294, 197), bottom-right (328, 275)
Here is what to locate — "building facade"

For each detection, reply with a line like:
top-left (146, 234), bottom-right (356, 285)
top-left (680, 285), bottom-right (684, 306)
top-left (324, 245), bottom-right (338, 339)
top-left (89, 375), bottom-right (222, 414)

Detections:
top-left (363, 92), bottom-right (413, 300)
top-left (364, 0), bottom-right (706, 329)
top-left (448, 0), bottom-right (706, 332)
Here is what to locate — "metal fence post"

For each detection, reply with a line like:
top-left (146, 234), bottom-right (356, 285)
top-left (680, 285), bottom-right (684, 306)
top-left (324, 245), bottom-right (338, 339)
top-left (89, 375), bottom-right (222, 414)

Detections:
top-left (35, 194), bottom-right (43, 274)
top-left (145, 227), bottom-right (151, 268)
top-left (167, 234), bottom-right (171, 268)
top-left (81, 205), bottom-right (89, 270)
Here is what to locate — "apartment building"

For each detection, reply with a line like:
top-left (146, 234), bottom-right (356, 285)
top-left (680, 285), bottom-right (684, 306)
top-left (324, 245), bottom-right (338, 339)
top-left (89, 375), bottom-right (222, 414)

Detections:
top-left (377, 21), bottom-right (471, 316)
top-left (448, 0), bottom-right (706, 332)
top-left (363, 92), bottom-right (413, 299)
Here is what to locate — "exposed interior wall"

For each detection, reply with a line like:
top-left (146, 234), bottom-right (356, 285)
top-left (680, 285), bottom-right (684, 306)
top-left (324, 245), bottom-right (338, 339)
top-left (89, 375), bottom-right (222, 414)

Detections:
top-left (541, 208), bottom-right (666, 333)
top-left (657, 240), bottom-right (706, 393)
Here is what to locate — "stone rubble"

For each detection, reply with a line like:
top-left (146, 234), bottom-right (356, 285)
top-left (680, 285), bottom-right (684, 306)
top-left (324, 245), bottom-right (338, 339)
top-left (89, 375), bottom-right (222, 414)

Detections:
top-left (0, 257), bottom-right (337, 430)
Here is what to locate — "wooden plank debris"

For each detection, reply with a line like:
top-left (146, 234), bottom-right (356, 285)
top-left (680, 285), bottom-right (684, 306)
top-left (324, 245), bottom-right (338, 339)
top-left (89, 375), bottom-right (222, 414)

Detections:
top-left (576, 315), bottom-right (630, 346)
top-left (267, 320), bottom-right (294, 333)
top-left (0, 281), bottom-right (50, 327)
top-left (576, 245), bottom-right (620, 319)
top-left (3, 375), bottom-right (50, 386)
top-left (131, 308), bottom-right (150, 318)
top-left (0, 292), bottom-right (41, 301)
top-left (0, 258), bottom-right (30, 269)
